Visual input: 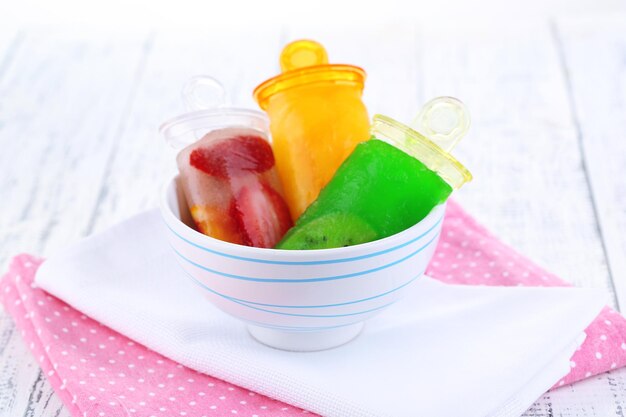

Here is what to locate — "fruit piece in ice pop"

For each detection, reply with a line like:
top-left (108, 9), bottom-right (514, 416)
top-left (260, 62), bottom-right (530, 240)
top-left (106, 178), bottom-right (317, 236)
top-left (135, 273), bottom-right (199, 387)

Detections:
top-left (189, 134), bottom-right (275, 179)
top-left (230, 180), bottom-right (293, 248)
top-left (276, 213), bottom-right (377, 250)
top-left (190, 204), bottom-right (244, 245)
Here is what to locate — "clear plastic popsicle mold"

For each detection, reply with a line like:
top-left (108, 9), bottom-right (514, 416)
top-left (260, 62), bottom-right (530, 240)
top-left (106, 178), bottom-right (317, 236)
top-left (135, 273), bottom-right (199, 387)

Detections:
top-left (159, 75), bottom-right (269, 149)
top-left (371, 97), bottom-right (473, 190)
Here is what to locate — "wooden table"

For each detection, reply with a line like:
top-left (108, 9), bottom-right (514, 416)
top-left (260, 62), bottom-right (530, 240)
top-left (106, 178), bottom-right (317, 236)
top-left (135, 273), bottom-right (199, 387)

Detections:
top-left (1, 17), bottom-right (625, 416)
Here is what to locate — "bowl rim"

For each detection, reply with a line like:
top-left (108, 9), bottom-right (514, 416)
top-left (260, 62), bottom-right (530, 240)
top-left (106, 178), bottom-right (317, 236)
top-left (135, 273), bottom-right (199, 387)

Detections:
top-left (160, 174), bottom-right (445, 262)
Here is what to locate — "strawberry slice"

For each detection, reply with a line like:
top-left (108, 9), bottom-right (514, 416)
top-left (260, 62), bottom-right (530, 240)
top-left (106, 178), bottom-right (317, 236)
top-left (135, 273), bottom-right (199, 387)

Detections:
top-left (230, 180), bottom-right (293, 248)
top-left (190, 135), bottom-right (275, 179)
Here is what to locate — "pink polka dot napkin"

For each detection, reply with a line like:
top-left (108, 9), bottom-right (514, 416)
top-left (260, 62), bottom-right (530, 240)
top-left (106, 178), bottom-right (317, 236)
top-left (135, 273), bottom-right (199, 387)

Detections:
top-left (1, 200), bottom-right (625, 417)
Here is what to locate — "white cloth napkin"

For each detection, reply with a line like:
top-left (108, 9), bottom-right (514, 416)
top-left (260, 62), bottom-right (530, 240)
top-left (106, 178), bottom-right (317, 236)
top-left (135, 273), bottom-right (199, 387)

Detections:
top-left (36, 210), bottom-right (606, 417)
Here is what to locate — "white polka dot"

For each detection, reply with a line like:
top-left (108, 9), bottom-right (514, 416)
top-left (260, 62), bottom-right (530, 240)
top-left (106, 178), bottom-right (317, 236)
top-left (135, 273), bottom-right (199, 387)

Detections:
top-left (198, 392), bottom-right (206, 396)
top-left (210, 406), bottom-right (217, 410)
top-left (622, 343), bottom-right (626, 350)
top-left (219, 396), bottom-right (226, 400)
top-left (139, 401), bottom-right (146, 406)
top-left (149, 392), bottom-right (155, 397)
top-left (178, 386), bottom-right (185, 391)
top-left (600, 335), bottom-right (607, 341)
top-left (605, 320), bottom-right (612, 326)
top-left (227, 387), bottom-right (234, 391)
top-left (109, 402), bottom-right (116, 406)
top-left (596, 352), bottom-right (603, 359)
top-left (89, 396), bottom-right (96, 401)
top-left (189, 401), bottom-right (196, 406)
top-left (570, 360), bottom-right (576, 368)
top-left (611, 363), bottom-right (617, 369)
top-left (585, 372), bottom-right (592, 377)
top-left (240, 401), bottom-right (246, 405)
top-left (169, 397), bottom-right (176, 401)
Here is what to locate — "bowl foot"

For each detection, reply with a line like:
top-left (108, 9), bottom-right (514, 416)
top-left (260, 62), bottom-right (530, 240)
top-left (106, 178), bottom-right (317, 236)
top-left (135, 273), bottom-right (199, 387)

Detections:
top-left (247, 322), bottom-right (364, 352)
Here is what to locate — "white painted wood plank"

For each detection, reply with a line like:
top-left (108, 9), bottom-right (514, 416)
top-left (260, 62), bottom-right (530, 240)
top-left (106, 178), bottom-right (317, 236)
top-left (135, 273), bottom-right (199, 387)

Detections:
top-left (418, 20), bottom-right (615, 302)
top-left (89, 28), bottom-right (284, 233)
top-left (0, 30), bottom-right (151, 417)
top-left (526, 367), bottom-right (626, 416)
top-left (555, 15), bottom-right (626, 310)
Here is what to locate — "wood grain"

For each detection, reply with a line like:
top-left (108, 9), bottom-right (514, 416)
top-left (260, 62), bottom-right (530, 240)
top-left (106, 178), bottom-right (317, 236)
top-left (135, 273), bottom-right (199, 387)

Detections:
top-left (0, 30), bottom-right (150, 417)
top-left (88, 28), bottom-right (283, 234)
top-left (555, 15), bottom-right (626, 310)
top-left (417, 20), bottom-right (616, 304)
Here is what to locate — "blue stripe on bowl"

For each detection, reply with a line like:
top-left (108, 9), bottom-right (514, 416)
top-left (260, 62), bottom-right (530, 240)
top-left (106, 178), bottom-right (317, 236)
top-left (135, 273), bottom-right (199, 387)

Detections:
top-left (185, 268), bottom-right (424, 309)
top-left (241, 318), bottom-right (366, 332)
top-left (165, 214), bottom-right (443, 265)
top-left (171, 231), bottom-right (440, 283)
top-left (223, 295), bottom-right (397, 318)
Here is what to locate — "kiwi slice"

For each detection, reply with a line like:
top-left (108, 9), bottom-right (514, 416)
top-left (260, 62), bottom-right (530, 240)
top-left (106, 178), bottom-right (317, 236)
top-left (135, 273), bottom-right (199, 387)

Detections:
top-left (276, 212), bottom-right (379, 250)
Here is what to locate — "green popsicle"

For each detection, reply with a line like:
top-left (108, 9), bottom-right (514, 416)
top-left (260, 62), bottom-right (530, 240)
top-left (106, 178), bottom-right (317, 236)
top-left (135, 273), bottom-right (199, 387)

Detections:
top-left (276, 139), bottom-right (452, 250)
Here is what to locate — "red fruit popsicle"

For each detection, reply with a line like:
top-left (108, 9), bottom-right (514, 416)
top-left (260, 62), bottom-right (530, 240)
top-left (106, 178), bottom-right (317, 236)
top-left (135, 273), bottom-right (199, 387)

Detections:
top-left (176, 128), bottom-right (292, 248)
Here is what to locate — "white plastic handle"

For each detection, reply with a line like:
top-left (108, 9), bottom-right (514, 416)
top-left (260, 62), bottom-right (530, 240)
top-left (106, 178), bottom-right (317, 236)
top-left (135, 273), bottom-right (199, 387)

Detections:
top-left (411, 96), bottom-right (470, 153)
top-left (182, 75), bottom-right (228, 111)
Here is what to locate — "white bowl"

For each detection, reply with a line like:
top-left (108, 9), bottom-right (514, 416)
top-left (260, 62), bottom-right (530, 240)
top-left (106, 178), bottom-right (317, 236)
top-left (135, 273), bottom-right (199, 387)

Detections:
top-left (160, 175), bottom-right (445, 351)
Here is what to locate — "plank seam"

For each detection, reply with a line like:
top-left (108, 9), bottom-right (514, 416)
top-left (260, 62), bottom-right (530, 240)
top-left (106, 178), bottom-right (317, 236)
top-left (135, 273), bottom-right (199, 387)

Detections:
top-left (0, 31), bottom-right (23, 86)
top-left (83, 32), bottom-right (156, 235)
top-left (549, 19), bottom-right (621, 311)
